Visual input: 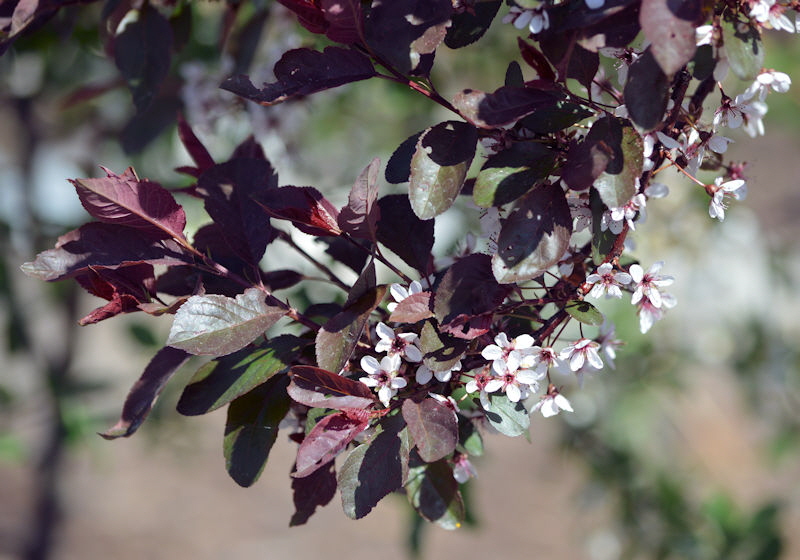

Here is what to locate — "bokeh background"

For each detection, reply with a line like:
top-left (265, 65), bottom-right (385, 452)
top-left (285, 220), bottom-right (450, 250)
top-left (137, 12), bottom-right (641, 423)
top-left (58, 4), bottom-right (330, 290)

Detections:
top-left (2, 3), bottom-right (800, 559)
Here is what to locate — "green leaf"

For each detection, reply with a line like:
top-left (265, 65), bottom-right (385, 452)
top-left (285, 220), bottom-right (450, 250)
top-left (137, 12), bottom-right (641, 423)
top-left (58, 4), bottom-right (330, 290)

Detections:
top-left (223, 374), bottom-right (291, 487)
top-left (316, 285), bottom-right (386, 374)
top-left (473, 142), bottom-right (555, 208)
top-left (339, 414), bottom-right (410, 519)
top-left (722, 18), bottom-right (764, 82)
top-left (177, 335), bottom-right (306, 416)
top-left (483, 394), bottom-right (530, 438)
top-left (592, 117), bottom-right (643, 209)
top-left (167, 288), bottom-right (287, 356)
top-left (409, 121), bottom-right (477, 219)
top-left (492, 183), bottom-right (572, 284)
top-left (405, 459), bottom-right (465, 530)
top-left (458, 418), bottom-right (484, 457)
top-left (565, 300), bottom-right (604, 326)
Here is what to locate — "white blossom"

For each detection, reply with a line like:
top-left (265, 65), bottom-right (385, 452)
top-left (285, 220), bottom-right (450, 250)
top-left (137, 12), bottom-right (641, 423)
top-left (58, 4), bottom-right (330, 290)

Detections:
top-left (742, 70), bottom-right (791, 102)
top-left (374, 322), bottom-right (423, 362)
top-left (629, 261), bottom-right (674, 308)
top-left (586, 262), bottom-right (633, 299)
top-left (708, 177), bottom-right (747, 221)
top-left (359, 354), bottom-right (406, 407)
top-left (387, 281), bottom-right (423, 312)
top-left (531, 385), bottom-right (574, 418)
top-left (559, 338), bottom-right (604, 372)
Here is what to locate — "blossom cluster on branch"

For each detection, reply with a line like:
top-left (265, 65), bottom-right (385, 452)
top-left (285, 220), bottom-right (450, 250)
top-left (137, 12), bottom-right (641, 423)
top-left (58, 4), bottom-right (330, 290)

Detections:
top-left (13, 0), bottom-right (795, 528)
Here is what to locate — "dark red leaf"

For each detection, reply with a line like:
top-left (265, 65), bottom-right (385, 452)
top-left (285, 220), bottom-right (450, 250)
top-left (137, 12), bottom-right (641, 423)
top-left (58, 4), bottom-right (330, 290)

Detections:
top-left (21, 222), bottom-right (189, 282)
top-left (113, 4), bottom-right (173, 113)
top-left (433, 254), bottom-right (512, 338)
top-left (177, 114), bottom-right (214, 173)
top-left (99, 346), bottom-right (190, 439)
top-left (338, 158), bottom-right (380, 241)
top-left (339, 413), bottom-right (410, 519)
top-left (258, 185), bottom-right (341, 237)
top-left (275, 0), bottom-right (327, 35)
top-left (445, 0), bottom-right (501, 49)
top-left (71, 167), bottom-right (187, 240)
top-left (196, 158), bottom-right (278, 265)
top-left (492, 183), bottom-right (573, 284)
top-left (402, 399), bottom-right (458, 463)
top-left (517, 37), bottom-right (556, 82)
top-left (453, 86), bottom-right (561, 128)
top-left (224, 374), bottom-right (291, 487)
top-left (221, 46), bottom-right (377, 106)
top-left (623, 47), bottom-right (670, 132)
top-left (640, 0), bottom-right (699, 77)
top-left (288, 366), bottom-right (376, 410)
top-left (376, 194), bottom-right (434, 275)
top-left (75, 264), bottom-right (156, 325)
top-left (293, 412), bottom-right (369, 478)
top-left (386, 131), bottom-right (423, 184)
top-left (364, 0), bottom-right (452, 75)
top-left (290, 461), bottom-right (337, 526)
top-left (320, 0), bottom-right (363, 44)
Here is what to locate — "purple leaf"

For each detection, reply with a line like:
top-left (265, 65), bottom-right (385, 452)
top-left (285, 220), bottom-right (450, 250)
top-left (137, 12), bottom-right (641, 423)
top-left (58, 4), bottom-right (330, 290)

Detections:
top-left (290, 461), bottom-right (337, 527)
top-left (405, 459), bottom-right (464, 529)
top-left (388, 291), bottom-right (433, 324)
top-left (338, 413), bottom-right (410, 519)
top-left (433, 254), bottom-right (512, 338)
top-left (518, 37), bottom-right (556, 82)
top-left (293, 412), bottom-right (369, 478)
top-left (74, 263), bottom-right (156, 325)
top-left (71, 167), bottom-right (187, 241)
top-left (337, 158), bottom-right (381, 242)
top-left (492, 184), bottom-right (572, 284)
top-left (376, 194), bottom-right (434, 275)
top-left (640, 0), bottom-right (698, 77)
top-left (402, 399), bottom-right (458, 463)
top-left (176, 114), bottom-right (215, 175)
top-left (258, 185), bottom-right (342, 237)
top-left (276, 0), bottom-right (328, 35)
top-left (445, 0), bottom-right (501, 49)
top-left (177, 335), bottom-right (307, 416)
top-left (287, 366), bottom-right (376, 410)
top-left (409, 121), bottom-right (477, 220)
top-left (454, 86), bottom-right (561, 128)
top-left (196, 158), bottom-right (278, 265)
top-left (221, 46), bottom-right (377, 106)
top-left (113, 4), bottom-right (173, 113)
top-left (166, 287), bottom-right (288, 356)
top-left (364, 0), bottom-right (452, 75)
top-left (623, 48), bottom-right (670, 133)
top-left (386, 131), bottom-right (423, 184)
top-left (320, 0), bottom-right (363, 44)
top-left (99, 346), bottom-right (190, 439)
top-left (21, 222), bottom-right (188, 282)
top-left (315, 284), bottom-right (387, 374)
top-left (224, 374), bottom-right (291, 487)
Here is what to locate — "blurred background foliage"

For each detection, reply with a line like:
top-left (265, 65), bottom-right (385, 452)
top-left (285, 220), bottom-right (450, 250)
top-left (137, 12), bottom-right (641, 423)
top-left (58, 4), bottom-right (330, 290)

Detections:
top-left (1, 2), bottom-right (800, 559)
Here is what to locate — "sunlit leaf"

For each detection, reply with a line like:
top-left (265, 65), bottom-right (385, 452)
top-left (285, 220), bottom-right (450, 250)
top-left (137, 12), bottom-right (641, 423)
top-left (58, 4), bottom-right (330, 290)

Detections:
top-left (492, 184), bottom-right (572, 284)
top-left (167, 288), bottom-right (287, 356)
top-left (483, 393), bottom-right (530, 438)
top-left (409, 121), bottom-right (477, 220)
top-left (565, 299), bottom-right (605, 326)
top-left (402, 399), bottom-right (458, 463)
top-left (722, 18), bottom-right (764, 82)
top-left (288, 366), bottom-right (375, 410)
top-left (294, 412), bottom-right (369, 478)
top-left (640, 0), bottom-right (699, 77)
top-left (338, 158), bottom-right (381, 241)
top-left (473, 142), bottom-right (555, 208)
